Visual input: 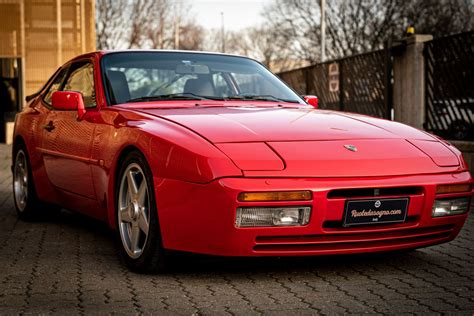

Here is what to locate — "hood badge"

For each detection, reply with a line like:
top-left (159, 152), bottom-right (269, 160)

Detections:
top-left (344, 145), bottom-right (358, 152)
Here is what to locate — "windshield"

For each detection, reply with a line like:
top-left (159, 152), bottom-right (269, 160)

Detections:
top-left (101, 52), bottom-right (305, 105)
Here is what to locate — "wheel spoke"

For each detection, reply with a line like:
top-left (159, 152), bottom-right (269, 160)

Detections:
top-left (137, 181), bottom-right (147, 206)
top-left (138, 208), bottom-right (149, 235)
top-left (126, 170), bottom-right (139, 197)
top-left (130, 224), bottom-right (140, 253)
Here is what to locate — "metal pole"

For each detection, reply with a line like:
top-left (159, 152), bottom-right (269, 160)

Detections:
top-left (221, 12), bottom-right (225, 53)
top-left (320, 0), bottom-right (326, 62)
top-left (56, 0), bottom-right (62, 66)
top-left (80, 0), bottom-right (86, 53)
top-left (174, 2), bottom-right (180, 49)
top-left (20, 0), bottom-right (25, 108)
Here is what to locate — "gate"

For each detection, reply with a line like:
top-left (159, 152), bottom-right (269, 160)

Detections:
top-left (424, 31), bottom-right (474, 140)
top-left (278, 48), bottom-right (392, 119)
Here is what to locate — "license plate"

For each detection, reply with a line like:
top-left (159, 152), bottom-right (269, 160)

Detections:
top-left (343, 198), bottom-right (409, 227)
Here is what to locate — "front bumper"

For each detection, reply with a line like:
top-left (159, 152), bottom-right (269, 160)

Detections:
top-left (154, 171), bottom-right (472, 256)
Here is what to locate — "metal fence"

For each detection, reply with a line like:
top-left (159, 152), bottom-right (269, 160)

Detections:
top-left (424, 31), bottom-right (474, 140)
top-left (279, 49), bottom-right (391, 119)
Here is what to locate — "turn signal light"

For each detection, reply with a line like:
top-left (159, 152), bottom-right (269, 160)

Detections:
top-left (436, 184), bottom-right (471, 194)
top-left (238, 191), bottom-right (312, 202)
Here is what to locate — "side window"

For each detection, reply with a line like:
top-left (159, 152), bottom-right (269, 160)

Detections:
top-left (212, 72), bottom-right (232, 97)
top-left (63, 62), bottom-right (96, 108)
top-left (232, 73), bottom-right (261, 95)
top-left (232, 73), bottom-right (277, 97)
top-left (43, 67), bottom-right (69, 105)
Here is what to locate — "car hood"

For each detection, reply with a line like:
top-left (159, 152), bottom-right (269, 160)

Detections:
top-left (138, 106), bottom-right (462, 176)
top-left (138, 106), bottom-right (434, 143)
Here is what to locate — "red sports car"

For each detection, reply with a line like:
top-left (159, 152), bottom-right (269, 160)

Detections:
top-left (12, 51), bottom-right (473, 272)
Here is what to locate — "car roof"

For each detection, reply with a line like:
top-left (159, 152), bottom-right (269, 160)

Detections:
top-left (66, 49), bottom-right (257, 64)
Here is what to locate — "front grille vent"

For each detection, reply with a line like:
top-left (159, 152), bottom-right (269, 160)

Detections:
top-left (327, 186), bottom-right (423, 199)
top-left (253, 224), bottom-right (455, 253)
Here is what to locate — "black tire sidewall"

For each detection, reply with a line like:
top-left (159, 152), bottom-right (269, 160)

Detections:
top-left (115, 150), bottom-right (165, 273)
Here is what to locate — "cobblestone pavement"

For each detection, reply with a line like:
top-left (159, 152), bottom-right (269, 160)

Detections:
top-left (1, 144), bottom-right (473, 315)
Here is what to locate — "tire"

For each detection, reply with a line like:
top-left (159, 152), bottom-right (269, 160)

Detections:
top-left (12, 143), bottom-right (42, 221)
top-left (115, 150), bottom-right (167, 273)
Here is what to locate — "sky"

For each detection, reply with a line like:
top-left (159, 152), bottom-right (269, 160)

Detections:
top-left (192, 0), bottom-right (272, 31)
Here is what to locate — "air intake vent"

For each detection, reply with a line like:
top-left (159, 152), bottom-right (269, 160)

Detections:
top-left (327, 186), bottom-right (423, 199)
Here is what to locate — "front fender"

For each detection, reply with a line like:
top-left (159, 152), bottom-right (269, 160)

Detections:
top-left (102, 110), bottom-right (242, 228)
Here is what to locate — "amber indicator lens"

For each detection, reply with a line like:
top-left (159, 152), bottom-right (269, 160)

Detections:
top-left (436, 184), bottom-right (472, 194)
top-left (238, 190), bottom-right (312, 202)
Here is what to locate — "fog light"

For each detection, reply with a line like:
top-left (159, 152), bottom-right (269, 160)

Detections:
top-left (432, 197), bottom-right (470, 217)
top-left (235, 207), bottom-right (311, 227)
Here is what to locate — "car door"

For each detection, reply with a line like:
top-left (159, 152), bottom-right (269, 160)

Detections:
top-left (40, 61), bottom-right (97, 199)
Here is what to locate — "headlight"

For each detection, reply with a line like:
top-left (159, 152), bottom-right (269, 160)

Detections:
top-left (235, 206), bottom-right (311, 227)
top-left (432, 197), bottom-right (470, 217)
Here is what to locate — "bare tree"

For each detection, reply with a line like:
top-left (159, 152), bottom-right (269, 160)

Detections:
top-left (325, 0), bottom-right (403, 58)
top-left (95, 0), bottom-right (129, 49)
top-left (128, 0), bottom-right (155, 49)
top-left (179, 21), bottom-right (205, 50)
top-left (262, 0), bottom-right (474, 63)
top-left (403, 0), bottom-right (474, 38)
top-left (95, 0), bottom-right (204, 50)
top-left (204, 25), bottom-right (297, 71)
top-left (144, 0), bottom-right (173, 49)
top-left (263, 0), bottom-right (322, 63)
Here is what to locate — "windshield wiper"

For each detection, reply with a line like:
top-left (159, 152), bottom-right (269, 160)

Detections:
top-left (224, 94), bottom-right (301, 104)
top-left (127, 93), bottom-right (216, 103)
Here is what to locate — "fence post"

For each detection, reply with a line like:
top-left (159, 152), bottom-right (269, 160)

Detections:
top-left (392, 34), bottom-right (432, 129)
top-left (383, 39), bottom-right (393, 120)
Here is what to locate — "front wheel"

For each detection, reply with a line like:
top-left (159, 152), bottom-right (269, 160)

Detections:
top-left (115, 151), bottom-right (167, 273)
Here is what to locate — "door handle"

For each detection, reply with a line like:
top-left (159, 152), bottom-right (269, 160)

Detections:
top-left (43, 121), bottom-right (55, 132)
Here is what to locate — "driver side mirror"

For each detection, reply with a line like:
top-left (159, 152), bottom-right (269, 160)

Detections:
top-left (303, 95), bottom-right (318, 109)
top-left (51, 91), bottom-right (86, 120)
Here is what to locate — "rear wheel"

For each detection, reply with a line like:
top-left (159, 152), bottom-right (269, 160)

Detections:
top-left (115, 151), bottom-right (167, 273)
top-left (13, 145), bottom-right (43, 220)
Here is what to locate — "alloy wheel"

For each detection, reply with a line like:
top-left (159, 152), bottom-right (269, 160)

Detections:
top-left (118, 163), bottom-right (151, 259)
top-left (13, 150), bottom-right (28, 212)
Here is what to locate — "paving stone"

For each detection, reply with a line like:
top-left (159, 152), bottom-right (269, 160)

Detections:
top-left (0, 144), bottom-right (473, 314)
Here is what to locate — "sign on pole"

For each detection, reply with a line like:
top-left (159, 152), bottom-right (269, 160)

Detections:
top-left (329, 63), bottom-right (339, 92)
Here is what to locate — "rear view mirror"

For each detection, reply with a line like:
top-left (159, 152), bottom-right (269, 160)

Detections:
top-left (303, 95), bottom-right (319, 109)
top-left (175, 64), bottom-right (210, 75)
top-left (51, 91), bottom-right (86, 120)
